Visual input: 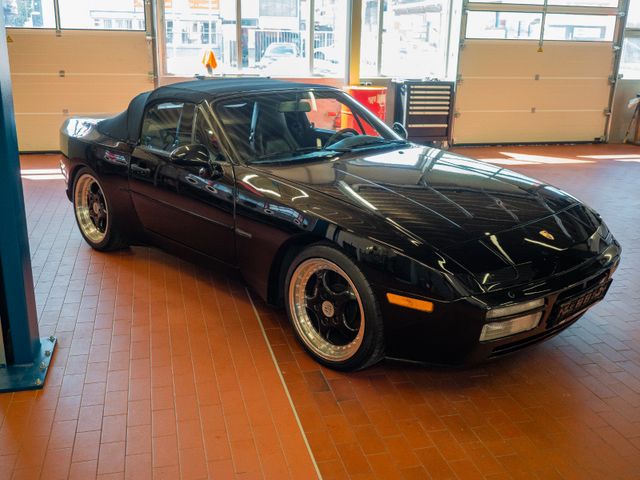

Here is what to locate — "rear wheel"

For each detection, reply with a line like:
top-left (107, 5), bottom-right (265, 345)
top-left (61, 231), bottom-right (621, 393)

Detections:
top-left (73, 168), bottom-right (127, 251)
top-left (285, 245), bottom-right (384, 371)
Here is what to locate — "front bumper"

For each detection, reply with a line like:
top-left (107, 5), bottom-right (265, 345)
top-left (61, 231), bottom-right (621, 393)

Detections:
top-left (379, 246), bottom-right (620, 366)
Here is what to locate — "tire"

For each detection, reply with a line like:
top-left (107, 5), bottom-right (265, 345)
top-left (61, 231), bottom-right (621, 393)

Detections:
top-left (285, 244), bottom-right (384, 371)
top-left (72, 168), bottom-right (127, 251)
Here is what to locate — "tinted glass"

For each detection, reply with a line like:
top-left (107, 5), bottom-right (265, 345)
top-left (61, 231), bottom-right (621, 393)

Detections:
top-left (141, 102), bottom-right (196, 152)
top-left (194, 107), bottom-right (220, 153)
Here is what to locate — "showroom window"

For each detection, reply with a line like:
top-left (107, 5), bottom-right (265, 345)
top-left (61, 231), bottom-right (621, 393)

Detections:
top-left (620, 0), bottom-right (640, 79)
top-left (162, 0), bottom-right (347, 78)
top-left (360, 0), bottom-right (455, 79)
top-left (546, 0), bottom-right (618, 6)
top-left (3, 0), bottom-right (145, 30)
top-left (543, 14), bottom-right (616, 41)
top-left (380, 0), bottom-right (451, 78)
top-left (468, 0), bottom-right (618, 5)
top-left (59, 0), bottom-right (145, 31)
top-left (627, 0), bottom-right (640, 29)
top-left (621, 36), bottom-right (640, 78)
top-left (466, 11), bottom-right (543, 40)
top-left (468, 0), bottom-right (544, 4)
top-left (164, 0), bottom-right (238, 76)
top-left (312, 0), bottom-right (347, 77)
top-left (240, 0), bottom-right (310, 76)
top-left (465, 1), bottom-right (620, 44)
top-left (359, 0), bottom-right (380, 77)
top-left (2, 0), bottom-right (55, 28)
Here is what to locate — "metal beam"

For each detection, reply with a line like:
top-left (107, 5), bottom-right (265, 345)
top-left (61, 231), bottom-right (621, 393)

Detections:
top-left (347, 0), bottom-right (362, 84)
top-left (236, 0), bottom-right (243, 69)
top-left (0, 16), bottom-right (56, 390)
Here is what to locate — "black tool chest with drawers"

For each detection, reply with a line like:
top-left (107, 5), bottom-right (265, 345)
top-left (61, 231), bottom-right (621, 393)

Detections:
top-left (393, 80), bottom-right (455, 145)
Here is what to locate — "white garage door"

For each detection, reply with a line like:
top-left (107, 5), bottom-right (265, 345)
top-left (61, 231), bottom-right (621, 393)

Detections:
top-left (8, 29), bottom-right (153, 151)
top-left (453, 1), bottom-right (625, 145)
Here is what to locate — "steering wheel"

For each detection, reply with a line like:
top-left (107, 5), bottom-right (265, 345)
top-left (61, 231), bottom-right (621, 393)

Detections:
top-left (325, 128), bottom-right (360, 147)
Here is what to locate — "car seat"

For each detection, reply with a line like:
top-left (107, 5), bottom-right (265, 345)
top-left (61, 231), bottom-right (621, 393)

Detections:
top-left (254, 103), bottom-right (299, 156)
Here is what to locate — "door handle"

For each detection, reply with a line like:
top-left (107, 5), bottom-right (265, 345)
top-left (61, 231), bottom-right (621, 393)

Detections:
top-left (131, 164), bottom-right (151, 176)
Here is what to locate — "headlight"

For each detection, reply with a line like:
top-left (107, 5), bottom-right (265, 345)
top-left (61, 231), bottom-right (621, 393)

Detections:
top-left (486, 298), bottom-right (544, 319)
top-left (480, 311), bottom-right (542, 342)
top-left (480, 298), bottom-right (545, 342)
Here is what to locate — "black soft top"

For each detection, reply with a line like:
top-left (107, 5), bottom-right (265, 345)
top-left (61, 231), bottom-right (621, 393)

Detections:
top-left (96, 78), bottom-right (335, 143)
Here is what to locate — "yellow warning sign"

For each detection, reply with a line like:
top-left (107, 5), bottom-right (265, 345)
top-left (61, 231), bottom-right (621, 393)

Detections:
top-left (6, 35), bottom-right (14, 43)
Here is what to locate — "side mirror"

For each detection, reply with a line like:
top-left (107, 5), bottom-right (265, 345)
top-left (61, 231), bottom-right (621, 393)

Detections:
top-left (392, 122), bottom-right (408, 139)
top-left (169, 144), bottom-right (210, 165)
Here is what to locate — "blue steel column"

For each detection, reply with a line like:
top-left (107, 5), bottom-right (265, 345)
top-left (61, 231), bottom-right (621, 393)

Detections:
top-left (0, 19), bottom-right (41, 364)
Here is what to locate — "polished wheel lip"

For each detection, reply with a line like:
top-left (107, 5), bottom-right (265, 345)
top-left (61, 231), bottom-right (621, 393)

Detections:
top-left (74, 173), bottom-right (108, 244)
top-left (289, 258), bottom-right (365, 362)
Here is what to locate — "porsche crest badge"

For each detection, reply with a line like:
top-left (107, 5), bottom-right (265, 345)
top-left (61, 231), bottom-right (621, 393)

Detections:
top-left (539, 230), bottom-right (555, 241)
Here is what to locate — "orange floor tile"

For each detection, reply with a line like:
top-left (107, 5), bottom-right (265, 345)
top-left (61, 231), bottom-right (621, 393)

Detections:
top-left (1, 144), bottom-right (639, 479)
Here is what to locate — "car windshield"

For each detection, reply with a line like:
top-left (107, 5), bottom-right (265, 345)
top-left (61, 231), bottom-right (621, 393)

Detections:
top-left (215, 89), bottom-right (403, 164)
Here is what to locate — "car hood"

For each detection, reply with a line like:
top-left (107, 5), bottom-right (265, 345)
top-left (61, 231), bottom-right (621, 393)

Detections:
top-left (256, 145), bottom-right (580, 252)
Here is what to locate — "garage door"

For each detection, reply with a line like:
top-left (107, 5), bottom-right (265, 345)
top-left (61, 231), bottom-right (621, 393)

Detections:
top-left (8, 29), bottom-right (153, 151)
top-left (453, 1), bottom-right (625, 145)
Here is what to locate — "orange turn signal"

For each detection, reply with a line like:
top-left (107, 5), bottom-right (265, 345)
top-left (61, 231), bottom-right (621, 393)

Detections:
top-left (386, 293), bottom-right (434, 313)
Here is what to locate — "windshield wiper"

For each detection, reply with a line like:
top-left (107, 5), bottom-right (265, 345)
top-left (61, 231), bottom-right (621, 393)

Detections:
top-left (252, 147), bottom-right (341, 164)
top-left (327, 138), bottom-right (410, 152)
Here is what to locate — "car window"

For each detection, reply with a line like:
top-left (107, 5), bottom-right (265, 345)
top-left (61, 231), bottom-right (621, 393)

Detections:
top-left (194, 106), bottom-right (221, 156)
top-left (140, 102), bottom-right (196, 152)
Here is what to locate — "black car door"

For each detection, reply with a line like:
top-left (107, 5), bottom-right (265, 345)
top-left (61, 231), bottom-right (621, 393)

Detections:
top-left (128, 101), bottom-right (236, 265)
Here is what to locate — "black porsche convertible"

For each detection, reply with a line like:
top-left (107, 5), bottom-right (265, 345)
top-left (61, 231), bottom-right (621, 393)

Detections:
top-left (60, 78), bottom-right (621, 370)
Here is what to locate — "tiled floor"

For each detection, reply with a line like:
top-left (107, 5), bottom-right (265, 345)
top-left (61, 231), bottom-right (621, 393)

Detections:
top-left (5, 159), bottom-right (317, 478)
top-left (1, 144), bottom-right (639, 479)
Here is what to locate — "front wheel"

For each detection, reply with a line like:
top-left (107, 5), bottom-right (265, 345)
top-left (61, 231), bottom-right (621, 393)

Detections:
top-left (73, 168), bottom-right (127, 251)
top-left (285, 245), bottom-right (384, 371)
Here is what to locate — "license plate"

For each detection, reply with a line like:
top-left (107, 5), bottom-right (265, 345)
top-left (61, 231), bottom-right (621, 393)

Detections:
top-left (554, 279), bottom-right (612, 325)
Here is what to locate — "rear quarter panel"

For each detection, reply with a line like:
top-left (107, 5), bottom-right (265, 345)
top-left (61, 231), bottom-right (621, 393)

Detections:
top-left (60, 118), bottom-right (144, 243)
